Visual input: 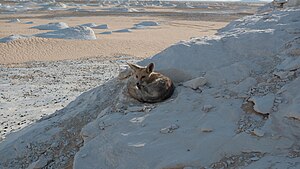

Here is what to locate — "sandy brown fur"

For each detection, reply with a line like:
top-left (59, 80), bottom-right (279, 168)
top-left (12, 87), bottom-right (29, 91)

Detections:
top-left (127, 62), bottom-right (175, 103)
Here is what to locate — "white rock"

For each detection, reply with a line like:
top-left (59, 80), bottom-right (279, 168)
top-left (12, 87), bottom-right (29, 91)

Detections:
top-left (31, 22), bottom-right (69, 30)
top-left (34, 26), bottom-right (96, 40)
top-left (183, 77), bottom-right (207, 90)
top-left (0, 34), bottom-right (30, 43)
top-left (7, 18), bottom-right (20, 23)
top-left (277, 57), bottom-right (300, 71)
top-left (160, 124), bottom-right (179, 134)
top-left (113, 28), bottom-right (132, 33)
top-left (93, 24), bottom-right (108, 29)
top-left (248, 94), bottom-right (275, 114)
top-left (252, 129), bottom-right (265, 137)
top-left (128, 142), bottom-right (145, 148)
top-left (24, 21), bottom-right (34, 24)
top-left (100, 31), bottom-right (112, 35)
top-left (80, 23), bottom-right (97, 28)
top-left (230, 77), bottom-right (257, 93)
top-left (134, 21), bottom-right (159, 27)
top-left (273, 71), bottom-right (289, 79)
top-left (130, 115), bottom-right (148, 123)
top-left (250, 156), bottom-right (260, 161)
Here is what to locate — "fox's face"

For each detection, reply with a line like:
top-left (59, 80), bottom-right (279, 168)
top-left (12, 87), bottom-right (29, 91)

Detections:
top-left (128, 62), bottom-right (154, 88)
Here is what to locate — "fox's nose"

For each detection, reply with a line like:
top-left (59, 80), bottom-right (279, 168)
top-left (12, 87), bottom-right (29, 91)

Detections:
top-left (136, 82), bottom-right (140, 86)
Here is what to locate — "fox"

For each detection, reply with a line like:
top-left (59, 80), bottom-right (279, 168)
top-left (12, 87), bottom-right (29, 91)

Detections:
top-left (126, 62), bottom-right (175, 103)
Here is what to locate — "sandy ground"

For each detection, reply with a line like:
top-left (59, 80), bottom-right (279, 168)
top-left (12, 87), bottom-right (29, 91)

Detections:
top-left (0, 15), bottom-right (228, 64)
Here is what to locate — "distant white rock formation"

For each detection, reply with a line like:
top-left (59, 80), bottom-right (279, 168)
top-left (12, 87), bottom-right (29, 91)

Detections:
top-left (6, 18), bottom-right (20, 23)
top-left (134, 21), bottom-right (159, 27)
top-left (103, 7), bottom-right (139, 12)
top-left (40, 2), bottom-right (67, 10)
top-left (80, 23), bottom-right (98, 28)
top-left (34, 26), bottom-right (96, 40)
top-left (93, 24), bottom-right (109, 29)
top-left (100, 31), bottom-right (112, 34)
top-left (113, 28), bottom-right (132, 33)
top-left (0, 34), bottom-right (29, 43)
top-left (31, 22), bottom-right (69, 30)
top-left (24, 21), bottom-right (34, 24)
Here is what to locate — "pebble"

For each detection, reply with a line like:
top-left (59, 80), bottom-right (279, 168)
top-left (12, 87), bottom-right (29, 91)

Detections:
top-left (226, 159), bottom-right (234, 164)
top-left (27, 143), bottom-right (31, 149)
top-left (202, 105), bottom-right (214, 112)
top-left (274, 99), bottom-right (281, 104)
top-left (252, 129), bottom-right (265, 137)
top-left (250, 156), bottom-right (260, 161)
top-left (160, 124), bottom-right (179, 134)
top-left (201, 128), bottom-right (213, 132)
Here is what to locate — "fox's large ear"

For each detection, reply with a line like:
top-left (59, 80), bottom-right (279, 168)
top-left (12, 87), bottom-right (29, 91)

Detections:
top-left (127, 62), bottom-right (140, 71)
top-left (146, 63), bottom-right (154, 73)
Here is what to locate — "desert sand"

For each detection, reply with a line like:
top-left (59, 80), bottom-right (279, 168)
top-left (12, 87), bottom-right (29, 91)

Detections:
top-left (0, 1), bottom-right (261, 64)
top-left (0, 15), bottom-right (228, 64)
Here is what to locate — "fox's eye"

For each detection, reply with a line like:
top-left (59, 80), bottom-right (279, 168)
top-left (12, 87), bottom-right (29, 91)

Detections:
top-left (136, 75), bottom-right (138, 78)
top-left (141, 76), bottom-right (146, 79)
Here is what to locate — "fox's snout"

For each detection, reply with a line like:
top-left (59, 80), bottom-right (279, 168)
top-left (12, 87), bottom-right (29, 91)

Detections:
top-left (136, 82), bottom-right (141, 89)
